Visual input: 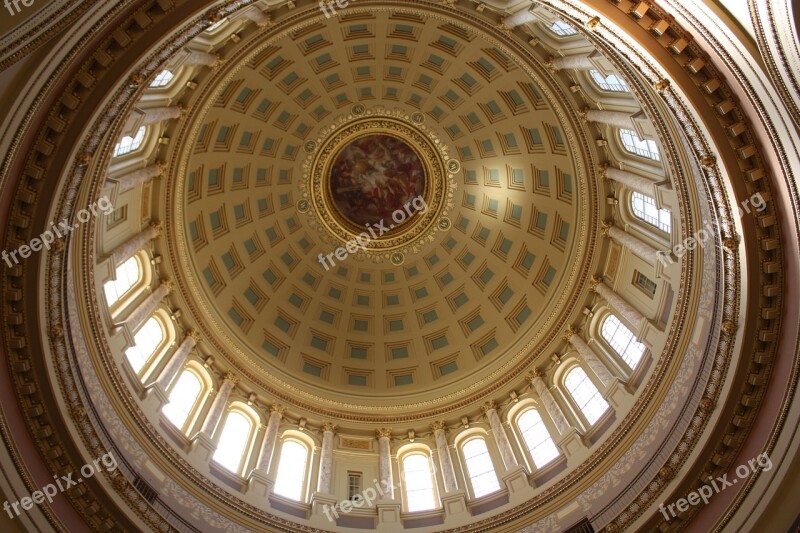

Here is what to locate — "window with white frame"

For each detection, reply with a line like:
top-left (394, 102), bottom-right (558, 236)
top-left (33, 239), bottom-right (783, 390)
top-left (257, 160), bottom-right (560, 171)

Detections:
top-left (564, 367), bottom-right (609, 425)
top-left (212, 411), bottom-right (253, 474)
top-left (402, 453), bottom-right (437, 512)
top-left (462, 438), bottom-right (500, 498)
top-left (150, 70), bottom-right (175, 88)
top-left (124, 317), bottom-right (164, 374)
top-left (273, 440), bottom-right (309, 501)
top-left (631, 192), bottom-right (672, 232)
top-left (113, 126), bottom-right (146, 157)
top-left (162, 370), bottom-right (203, 431)
top-left (590, 70), bottom-right (630, 92)
top-left (619, 129), bottom-right (661, 161)
top-left (550, 20), bottom-right (578, 36)
top-left (633, 270), bottom-right (658, 297)
top-left (517, 409), bottom-right (560, 468)
top-left (601, 314), bottom-right (646, 368)
top-left (104, 255), bottom-right (142, 306)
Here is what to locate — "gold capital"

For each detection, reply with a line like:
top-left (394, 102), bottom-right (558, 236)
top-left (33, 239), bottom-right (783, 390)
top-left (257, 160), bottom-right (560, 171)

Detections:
top-left (480, 400), bottom-right (497, 414)
top-left (589, 275), bottom-right (603, 292)
top-left (600, 220), bottom-right (613, 237)
top-left (430, 421), bottom-right (447, 433)
top-left (222, 372), bottom-right (240, 385)
top-left (562, 325), bottom-right (578, 342)
top-left (375, 428), bottom-right (392, 439)
top-left (269, 402), bottom-right (287, 415)
top-left (322, 422), bottom-right (339, 434)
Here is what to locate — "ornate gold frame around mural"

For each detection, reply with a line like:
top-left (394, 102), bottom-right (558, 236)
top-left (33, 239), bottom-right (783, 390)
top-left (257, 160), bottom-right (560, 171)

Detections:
top-left (300, 106), bottom-right (457, 260)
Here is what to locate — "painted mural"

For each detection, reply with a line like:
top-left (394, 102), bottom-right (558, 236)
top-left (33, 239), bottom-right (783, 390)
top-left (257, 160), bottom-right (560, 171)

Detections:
top-left (329, 134), bottom-right (426, 227)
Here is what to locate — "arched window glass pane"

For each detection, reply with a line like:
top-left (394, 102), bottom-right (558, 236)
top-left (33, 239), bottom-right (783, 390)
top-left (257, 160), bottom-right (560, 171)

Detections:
top-left (517, 410), bottom-right (560, 468)
top-left (113, 126), bottom-right (146, 157)
top-left (619, 129), bottom-right (661, 161)
top-left (631, 192), bottom-right (672, 232)
top-left (565, 367), bottom-right (609, 425)
top-left (273, 441), bottom-right (308, 501)
top-left (590, 70), bottom-right (629, 92)
top-left (162, 371), bottom-right (202, 430)
top-left (402, 454), bottom-right (436, 512)
top-left (462, 439), bottom-right (500, 498)
top-left (550, 20), bottom-right (578, 36)
top-left (124, 317), bottom-right (163, 373)
top-left (212, 412), bottom-right (252, 473)
top-left (104, 256), bottom-right (141, 306)
top-left (601, 314), bottom-right (646, 368)
top-left (150, 70), bottom-right (175, 88)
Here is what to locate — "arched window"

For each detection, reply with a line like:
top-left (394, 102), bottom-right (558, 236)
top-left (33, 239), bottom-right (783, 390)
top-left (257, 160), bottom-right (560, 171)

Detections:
top-left (212, 411), bottom-right (254, 474)
top-left (619, 129), bottom-right (661, 161)
top-left (517, 409), bottom-right (560, 468)
top-left (462, 438), bottom-right (500, 498)
top-left (273, 440), bottom-right (310, 501)
top-left (631, 192), bottom-right (672, 232)
top-left (150, 70), bottom-right (175, 88)
top-left (402, 453), bottom-right (437, 512)
top-left (125, 316), bottom-right (164, 374)
top-left (565, 367), bottom-right (609, 425)
top-left (104, 256), bottom-right (142, 306)
top-left (601, 314), bottom-right (646, 368)
top-left (113, 126), bottom-right (146, 157)
top-left (162, 370), bottom-right (203, 431)
top-left (590, 70), bottom-right (629, 92)
top-left (550, 20), bottom-right (578, 36)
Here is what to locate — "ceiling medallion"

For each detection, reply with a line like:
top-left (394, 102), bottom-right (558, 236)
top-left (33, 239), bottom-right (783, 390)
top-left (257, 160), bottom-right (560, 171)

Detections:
top-left (300, 107), bottom-right (457, 261)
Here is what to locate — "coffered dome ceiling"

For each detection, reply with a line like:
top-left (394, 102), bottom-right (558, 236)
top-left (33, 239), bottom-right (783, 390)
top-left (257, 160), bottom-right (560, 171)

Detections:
top-left (172, 10), bottom-right (591, 405)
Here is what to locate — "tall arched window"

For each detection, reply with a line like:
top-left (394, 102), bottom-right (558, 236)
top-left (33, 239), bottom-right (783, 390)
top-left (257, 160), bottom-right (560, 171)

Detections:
top-left (631, 192), bottom-right (672, 232)
top-left (590, 70), bottom-right (629, 92)
top-left (125, 316), bottom-right (164, 374)
top-left (104, 256), bottom-right (142, 306)
top-left (162, 370), bottom-right (203, 431)
top-left (273, 440), bottom-right (310, 501)
top-left (550, 20), bottom-right (578, 36)
top-left (601, 314), bottom-right (646, 368)
top-left (402, 453), bottom-right (437, 512)
top-left (212, 411), bottom-right (254, 474)
top-left (619, 129), bottom-right (661, 161)
top-left (517, 409), bottom-right (560, 468)
top-left (150, 70), bottom-right (175, 88)
top-left (462, 438), bottom-right (500, 498)
top-left (565, 367), bottom-right (609, 425)
top-left (113, 126), bottom-right (146, 157)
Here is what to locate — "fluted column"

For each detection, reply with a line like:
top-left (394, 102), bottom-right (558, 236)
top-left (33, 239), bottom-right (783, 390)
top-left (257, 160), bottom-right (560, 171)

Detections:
top-left (317, 423), bottom-right (337, 494)
top-left (116, 164), bottom-right (164, 193)
top-left (431, 422), bottom-right (458, 493)
top-left (582, 109), bottom-right (635, 130)
top-left (254, 404), bottom-right (285, 474)
top-left (199, 373), bottom-right (238, 439)
top-left (548, 53), bottom-right (594, 71)
top-left (503, 7), bottom-right (536, 28)
top-left (591, 277), bottom-right (646, 332)
top-left (111, 221), bottom-right (161, 267)
top-left (528, 370), bottom-right (571, 435)
top-left (601, 164), bottom-right (656, 197)
top-left (142, 106), bottom-right (183, 125)
top-left (124, 280), bottom-right (172, 331)
top-left (155, 330), bottom-right (198, 390)
top-left (376, 429), bottom-right (395, 499)
top-left (482, 401), bottom-right (518, 469)
top-left (563, 327), bottom-right (614, 388)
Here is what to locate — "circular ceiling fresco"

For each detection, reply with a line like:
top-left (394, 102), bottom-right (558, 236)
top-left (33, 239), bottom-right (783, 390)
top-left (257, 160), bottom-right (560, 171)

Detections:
top-left (329, 133), bottom-right (426, 228)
